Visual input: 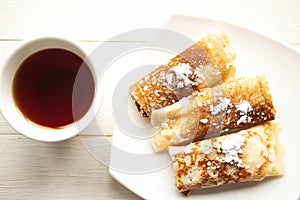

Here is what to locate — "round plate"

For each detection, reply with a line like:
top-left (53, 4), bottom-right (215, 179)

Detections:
top-left (108, 15), bottom-right (300, 200)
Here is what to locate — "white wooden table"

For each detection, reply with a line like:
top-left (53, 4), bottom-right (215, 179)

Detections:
top-left (0, 0), bottom-right (299, 199)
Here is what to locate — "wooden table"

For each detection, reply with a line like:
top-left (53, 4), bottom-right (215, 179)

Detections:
top-left (0, 0), bottom-right (299, 199)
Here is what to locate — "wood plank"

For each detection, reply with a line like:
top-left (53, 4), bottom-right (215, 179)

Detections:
top-left (0, 0), bottom-right (300, 43)
top-left (0, 135), bottom-right (141, 200)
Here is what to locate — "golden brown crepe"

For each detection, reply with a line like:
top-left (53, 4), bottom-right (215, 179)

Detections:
top-left (152, 75), bottom-right (276, 151)
top-left (168, 122), bottom-right (284, 193)
top-left (129, 27), bottom-right (236, 117)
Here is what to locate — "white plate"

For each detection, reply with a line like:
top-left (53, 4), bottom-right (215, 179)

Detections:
top-left (109, 15), bottom-right (300, 200)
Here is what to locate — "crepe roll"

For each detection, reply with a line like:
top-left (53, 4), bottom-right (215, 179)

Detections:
top-left (151, 75), bottom-right (275, 151)
top-left (168, 122), bottom-right (284, 193)
top-left (129, 27), bottom-right (236, 117)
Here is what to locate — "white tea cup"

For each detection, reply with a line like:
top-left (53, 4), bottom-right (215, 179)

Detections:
top-left (0, 36), bottom-right (101, 142)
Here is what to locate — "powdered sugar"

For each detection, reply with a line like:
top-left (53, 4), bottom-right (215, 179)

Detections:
top-left (217, 134), bottom-right (245, 166)
top-left (237, 115), bottom-right (252, 125)
top-left (166, 73), bottom-right (173, 86)
top-left (211, 98), bottom-right (231, 115)
top-left (167, 63), bottom-right (203, 89)
top-left (201, 140), bottom-right (213, 154)
top-left (184, 143), bottom-right (193, 154)
top-left (236, 100), bottom-right (253, 125)
top-left (200, 118), bottom-right (208, 124)
top-left (172, 63), bottom-right (195, 88)
top-left (194, 67), bottom-right (205, 83)
top-left (237, 100), bottom-right (253, 114)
